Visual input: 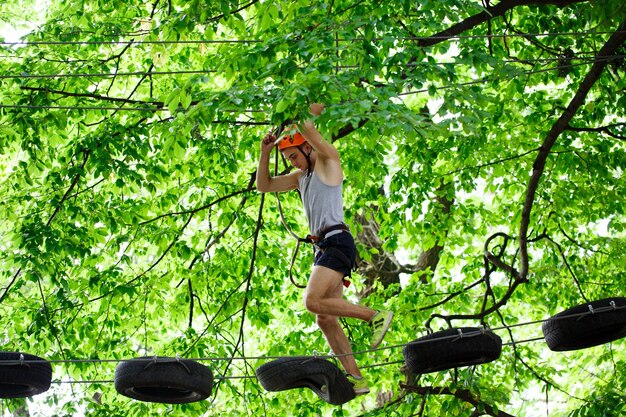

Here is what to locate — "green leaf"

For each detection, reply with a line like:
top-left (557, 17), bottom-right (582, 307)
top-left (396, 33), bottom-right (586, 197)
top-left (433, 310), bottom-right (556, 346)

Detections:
top-left (166, 88), bottom-right (181, 113)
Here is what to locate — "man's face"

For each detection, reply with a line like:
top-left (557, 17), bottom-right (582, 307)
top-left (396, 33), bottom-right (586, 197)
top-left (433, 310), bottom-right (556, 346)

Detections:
top-left (281, 146), bottom-right (307, 170)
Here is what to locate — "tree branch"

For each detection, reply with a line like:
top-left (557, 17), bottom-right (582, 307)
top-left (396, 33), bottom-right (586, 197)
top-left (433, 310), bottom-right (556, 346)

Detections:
top-left (423, 232), bottom-right (527, 324)
top-left (89, 212), bottom-right (195, 303)
top-left (21, 85), bottom-right (162, 106)
top-left (0, 149), bottom-right (90, 305)
top-left (543, 234), bottom-right (589, 302)
top-left (428, 277), bottom-right (525, 323)
top-left (183, 275), bottom-right (249, 355)
top-left (212, 193), bottom-right (265, 395)
top-left (186, 173), bottom-right (257, 326)
top-left (205, 0), bottom-right (261, 23)
top-left (518, 19), bottom-right (626, 279)
top-left (415, 0), bottom-right (588, 48)
top-left (442, 147), bottom-right (540, 178)
top-left (418, 278), bottom-right (485, 312)
top-left (400, 384), bottom-right (516, 417)
top-left (566, 123), bottom-right (626, 140)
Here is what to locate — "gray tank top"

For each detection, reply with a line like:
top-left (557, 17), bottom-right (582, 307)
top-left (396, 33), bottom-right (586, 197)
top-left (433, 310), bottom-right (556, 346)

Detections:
top-left (299, 170), bottom-right (344, 236)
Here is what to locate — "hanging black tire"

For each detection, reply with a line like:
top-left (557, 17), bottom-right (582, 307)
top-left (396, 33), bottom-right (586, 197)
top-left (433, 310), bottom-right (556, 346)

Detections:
top-left (542, 297), bottom-right (626, 351)
top-left (114, 357), bottom-right (213, 404)
top-left (255, 356), bottom-right (355, 405)
top-left (0, 352), bottom-right (52, 398)
top-left (402, 327), bottom-right (502, 374)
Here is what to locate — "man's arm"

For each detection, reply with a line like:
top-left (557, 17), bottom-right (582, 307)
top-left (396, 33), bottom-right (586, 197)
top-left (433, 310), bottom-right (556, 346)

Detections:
top-left (298, 103), bottom-right (340, 161)
top-left (298, 104), bottom-right (343, 186)
top-left (256, 132), bottom-right (301, 193)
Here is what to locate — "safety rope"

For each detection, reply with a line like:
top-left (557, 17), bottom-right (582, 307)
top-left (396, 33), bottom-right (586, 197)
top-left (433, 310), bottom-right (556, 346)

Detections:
top-left (271, 122), bottom-right (311, 289)
top-left (46, 337), bottom-right (540, 385)
top-left (3, 303), bottom-right (623, 369)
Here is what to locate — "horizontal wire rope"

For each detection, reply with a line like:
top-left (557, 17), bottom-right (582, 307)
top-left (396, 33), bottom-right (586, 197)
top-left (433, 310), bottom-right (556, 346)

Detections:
top-left (50, 362), bottom-right (407, 384)
top-left (48, 339), bottom-right (542, 385)
top-left (1, 304), bottom-right (622, 369)
top-left (1, 30), bottom-right (624, 47)
top-left (2, 303), bottom-right (620, 387)
top-left (1, 55), bottom-right (622, 113)
top-left (0, 54), bottom-right (620, 80)
top-left (399, 54), bottom-right (623, 97)
top-left (38, 336), bottom-right (578, 385)
top-left (0, 105), bottom-right (270, 116)
top-left (0, 69), bottom-right (216, 79)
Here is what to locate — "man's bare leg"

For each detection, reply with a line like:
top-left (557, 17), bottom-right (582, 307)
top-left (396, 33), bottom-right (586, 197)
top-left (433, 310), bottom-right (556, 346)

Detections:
top-left (304, 266), bottom-right (376, 376)
top-left (304, 266), bottom-right (376, 321)
top-left (316, 313), bottom-right (361, 377)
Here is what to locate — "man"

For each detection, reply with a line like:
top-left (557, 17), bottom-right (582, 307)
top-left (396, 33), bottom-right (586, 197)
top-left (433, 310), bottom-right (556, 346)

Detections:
top-left (256, 103), bottom-right (393, 395)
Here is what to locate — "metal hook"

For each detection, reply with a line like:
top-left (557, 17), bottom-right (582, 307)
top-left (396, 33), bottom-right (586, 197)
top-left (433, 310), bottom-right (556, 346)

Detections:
top-left (143, 355), bottom-right (159, 370)
top-left (452, 328), bottom-right (464, 342)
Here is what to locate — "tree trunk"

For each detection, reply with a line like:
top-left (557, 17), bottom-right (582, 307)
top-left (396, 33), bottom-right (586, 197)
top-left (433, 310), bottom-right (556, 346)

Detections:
top-left (355, 181), bottom-right (454, 298)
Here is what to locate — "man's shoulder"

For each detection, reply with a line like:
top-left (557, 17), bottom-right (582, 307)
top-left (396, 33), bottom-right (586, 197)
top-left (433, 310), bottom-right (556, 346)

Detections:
top-left (288, 169), bottom-right (304, 186)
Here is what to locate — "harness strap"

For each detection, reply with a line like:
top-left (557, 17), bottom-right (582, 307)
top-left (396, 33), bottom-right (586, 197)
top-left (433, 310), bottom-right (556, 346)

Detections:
top-left (307, 223), bottom-right (351, 242)
top-left (288, 224), bottom-right (355, 289)
top-left (322, 247), bottom-right (354, 288)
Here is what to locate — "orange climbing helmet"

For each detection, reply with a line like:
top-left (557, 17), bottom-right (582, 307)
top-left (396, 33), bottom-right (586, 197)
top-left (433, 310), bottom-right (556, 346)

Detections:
top-left (277, 126), bottom-right (306, 150)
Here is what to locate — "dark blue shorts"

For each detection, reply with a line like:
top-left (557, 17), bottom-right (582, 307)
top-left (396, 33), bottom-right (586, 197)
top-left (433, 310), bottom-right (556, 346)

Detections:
top-left (314, 231), bottom-right (357, 278)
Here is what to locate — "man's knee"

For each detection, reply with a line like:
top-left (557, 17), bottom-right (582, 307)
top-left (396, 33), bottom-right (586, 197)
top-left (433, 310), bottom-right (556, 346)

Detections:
top-left (316, 314), bottom-right (337, 329)
top-left (303, 292), bottom-right (321, 314)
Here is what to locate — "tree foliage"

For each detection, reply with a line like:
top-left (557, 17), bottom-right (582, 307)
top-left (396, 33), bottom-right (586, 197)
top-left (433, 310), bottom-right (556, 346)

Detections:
top-left (0, 0), bottom-right (624, 416)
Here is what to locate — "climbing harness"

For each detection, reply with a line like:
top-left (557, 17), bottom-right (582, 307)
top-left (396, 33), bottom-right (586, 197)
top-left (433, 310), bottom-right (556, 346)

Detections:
top-left (279, 207), bottom-right (355, 289)
top-left (305, 224), bottom-right (355, 289)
